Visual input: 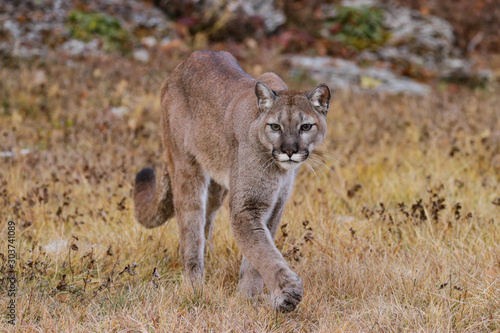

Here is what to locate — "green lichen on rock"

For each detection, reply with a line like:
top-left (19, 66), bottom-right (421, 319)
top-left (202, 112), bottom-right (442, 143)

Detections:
top-left (326, 6), bottom-right (390, 50)
top-left (66, 10), bottom-right (131, 52)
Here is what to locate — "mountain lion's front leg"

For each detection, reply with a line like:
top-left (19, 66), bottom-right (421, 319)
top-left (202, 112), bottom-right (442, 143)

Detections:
top-left (237, 178), bottom-right (294, 299)
top-left (230, 179), bottom-right (302, 312)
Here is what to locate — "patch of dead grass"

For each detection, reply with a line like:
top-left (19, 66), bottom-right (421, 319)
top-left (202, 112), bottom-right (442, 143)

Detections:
top-left (0, 54), bottom-right (499, 331)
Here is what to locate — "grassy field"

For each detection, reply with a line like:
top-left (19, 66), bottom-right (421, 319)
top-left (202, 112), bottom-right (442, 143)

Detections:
top-left (0, 51), bottom-right (499, 332)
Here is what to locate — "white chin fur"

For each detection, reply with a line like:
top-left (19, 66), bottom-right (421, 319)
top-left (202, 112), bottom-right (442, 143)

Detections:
top-left (278, 161), bottom-right (300, 170)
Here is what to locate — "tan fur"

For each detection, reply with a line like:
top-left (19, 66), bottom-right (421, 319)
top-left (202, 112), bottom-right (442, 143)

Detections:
top-left (134, 51), bottom-right (330, 312)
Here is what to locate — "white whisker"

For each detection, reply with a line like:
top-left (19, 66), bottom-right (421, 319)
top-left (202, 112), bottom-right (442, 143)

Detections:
top-left (305, 160), bottom-right (320, 182)
top-left (307, 158), bottom-right (329, 179)
top-left (308, 155), bottom-right (338, 178)
top-left (317, 143), bottom-right (348, 167)
top-left (311, 152), bottom-right (347, 168)
top-left (309, 155), bottom-right (333, 168)
top-left (262, 162), bottom-right (275, 175)
top-left (321, 154), bottom-right (348, 167)
top-left (247, 152), bottom-right (273, 167)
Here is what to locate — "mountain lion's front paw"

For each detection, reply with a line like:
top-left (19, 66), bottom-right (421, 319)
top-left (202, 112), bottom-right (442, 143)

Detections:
top-left (270, 271), bottom-right (303, 312)
top-left (184, 261), bottom-right (204, 290)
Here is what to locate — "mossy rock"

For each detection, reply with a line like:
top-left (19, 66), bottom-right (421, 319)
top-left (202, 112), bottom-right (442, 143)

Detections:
top-left (66, 10), bottom-right (131, 52)
top-left (327, 6), bottom-right (391, 50)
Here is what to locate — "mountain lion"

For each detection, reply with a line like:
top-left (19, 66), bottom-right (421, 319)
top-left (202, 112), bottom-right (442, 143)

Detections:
top-left (134, 51), bottom-right (330, 312)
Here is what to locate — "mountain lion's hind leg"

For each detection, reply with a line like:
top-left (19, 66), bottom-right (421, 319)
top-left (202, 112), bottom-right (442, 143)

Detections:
top-left (171, 156), bottom-right (209, 288)
top-left (205, 180), bottom-right (227, 253)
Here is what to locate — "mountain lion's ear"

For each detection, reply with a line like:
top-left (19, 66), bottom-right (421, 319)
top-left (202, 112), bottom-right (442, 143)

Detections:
top-left (255, 81), bottom-right (276, 113)
top-left (307, 83), bottom-right (331, 115)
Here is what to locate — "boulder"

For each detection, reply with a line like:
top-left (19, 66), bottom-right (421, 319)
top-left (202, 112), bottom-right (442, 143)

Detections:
top-left (286, 55), bottom-right (431, 95)
top-left (153, 0), bottom-right (285, 40)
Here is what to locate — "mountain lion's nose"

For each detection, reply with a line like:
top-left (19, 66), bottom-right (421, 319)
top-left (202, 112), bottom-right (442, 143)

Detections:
top-left (284, 149), bottom-right (297, 158)
top-left (281, 140), bottom-right (299, 158)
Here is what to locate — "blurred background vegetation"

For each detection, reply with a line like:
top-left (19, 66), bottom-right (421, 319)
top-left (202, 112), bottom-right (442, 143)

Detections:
top-left (1, 0), bottom-right (499, 91)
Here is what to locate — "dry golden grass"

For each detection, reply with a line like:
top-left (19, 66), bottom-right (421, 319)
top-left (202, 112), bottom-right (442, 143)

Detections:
top-left (0, 52), bottom-right (499, 332)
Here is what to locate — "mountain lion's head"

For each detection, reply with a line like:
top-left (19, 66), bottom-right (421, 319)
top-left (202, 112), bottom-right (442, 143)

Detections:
top-left (255, 81), bottom-right (330, 170)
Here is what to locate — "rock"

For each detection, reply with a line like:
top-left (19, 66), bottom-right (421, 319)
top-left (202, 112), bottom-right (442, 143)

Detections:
top-left (439, 58), bottom-right (492, 84)
top-left (383, 6), bottom-right (455, 70)
top-left (1, 1), bottom-right (70, 58)
top-left (0, 0), bottom-right (175, 59)
top-left (133, 48), bottom-right (150, 63)
top-left (440, 58), bottom-right (472, 80)
top-left (12, 45), bottom-right (47, 59)
top-left (110, 106), bottom-right (129, 117)
top-left (0, 149), bottom-right (30, 159)
top-left (323, 1), bottom-right (491, 86)
top-left (286, 55), bottom-right (431, 95)
top-left (3, 20), bottom-right (21, 39)
top-left (378, 5), bottom-right (490, 84)
top-left (159, 37), bottom-right (172, 47)
top-left (341, 0), bottom-right (377, 8)
top-left (141, 36), bottom-right (157, 48)
top-left (154, 0), bottom-right (285, 37)
top-left (33, 70), bottom-right (47, 86)
top-left (61, 39), bottom-right (86, 55)
top-left (227, 0), bottom-right (286, 33)
top-left (128, 5), bottom-right (170, 31)
top-left (60, 39), bottom-right (100, 56)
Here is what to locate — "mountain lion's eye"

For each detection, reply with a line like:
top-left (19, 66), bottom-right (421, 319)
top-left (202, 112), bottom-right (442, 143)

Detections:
top-left (301, 124), bottom-right (313, 131)
top-left (269, 123), bottom-right (281, 131)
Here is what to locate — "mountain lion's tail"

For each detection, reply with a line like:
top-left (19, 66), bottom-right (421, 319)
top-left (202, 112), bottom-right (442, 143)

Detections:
top-left (133, 167), bottom-right (175, 228)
